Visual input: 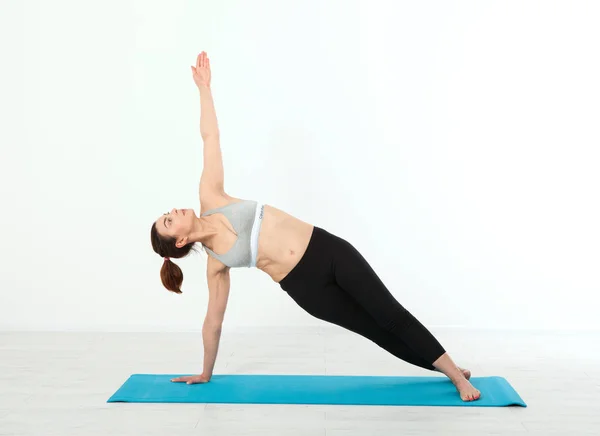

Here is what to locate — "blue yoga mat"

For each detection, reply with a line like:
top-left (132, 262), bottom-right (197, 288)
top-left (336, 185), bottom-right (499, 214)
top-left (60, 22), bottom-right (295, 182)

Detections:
top-left (107, 374), bottom-right (526, 407)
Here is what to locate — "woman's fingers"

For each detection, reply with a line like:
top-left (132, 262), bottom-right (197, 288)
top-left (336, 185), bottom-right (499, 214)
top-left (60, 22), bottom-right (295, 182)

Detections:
top-left (195, 52), bottom-right (209, 69)
top-left (193, 52), bottom-right (210, 75)
top-left (171, 375), bottom-right (210, 384)
top-left (171, 376), bottom-right (189, 382)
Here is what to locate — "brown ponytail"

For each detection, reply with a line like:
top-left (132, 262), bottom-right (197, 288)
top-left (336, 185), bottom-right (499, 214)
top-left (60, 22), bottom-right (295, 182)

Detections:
top-left (150, 222), bottom-right (200, 293)
top-left (160, 258), bottom-right (184, 294)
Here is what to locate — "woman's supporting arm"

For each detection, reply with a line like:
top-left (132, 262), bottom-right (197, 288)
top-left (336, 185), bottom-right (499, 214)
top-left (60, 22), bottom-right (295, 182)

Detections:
top-left (201, 259), bottom-right (231, 377)
top-left (201, 323), bottom-right (222, 378)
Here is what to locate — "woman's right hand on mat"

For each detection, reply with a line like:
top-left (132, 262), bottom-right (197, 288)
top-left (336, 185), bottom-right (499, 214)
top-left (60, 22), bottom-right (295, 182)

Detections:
top-left (191, 51), bottom-right (211, 88)
top-left (171, 373), bottom-right (211, 384)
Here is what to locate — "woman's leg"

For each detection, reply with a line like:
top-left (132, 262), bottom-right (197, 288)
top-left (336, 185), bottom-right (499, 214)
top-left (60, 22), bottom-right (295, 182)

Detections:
top-left (284, 280), bottom-right (436, 371)
top-left (330, 235), bottom-right (481, 401)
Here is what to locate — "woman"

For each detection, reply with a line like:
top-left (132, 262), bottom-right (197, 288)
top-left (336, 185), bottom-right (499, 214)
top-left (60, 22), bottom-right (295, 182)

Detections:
top-left (150, 52), bottom-right (481, 402)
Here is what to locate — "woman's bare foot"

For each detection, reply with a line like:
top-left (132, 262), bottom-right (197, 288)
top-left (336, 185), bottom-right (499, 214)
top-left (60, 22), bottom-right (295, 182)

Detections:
top-left (431, 353), bottom-right (480, 402)
top-left (454, 378), bottom-right (481, 402)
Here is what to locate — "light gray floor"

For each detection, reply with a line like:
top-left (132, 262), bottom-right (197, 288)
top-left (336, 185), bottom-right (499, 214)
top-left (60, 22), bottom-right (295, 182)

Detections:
top-left (1, 326), bottom-right (599, 435)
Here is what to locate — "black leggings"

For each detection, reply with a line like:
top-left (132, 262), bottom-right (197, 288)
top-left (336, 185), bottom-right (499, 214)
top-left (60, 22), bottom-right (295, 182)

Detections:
top-left (279, 226), bottom-right (446, 370)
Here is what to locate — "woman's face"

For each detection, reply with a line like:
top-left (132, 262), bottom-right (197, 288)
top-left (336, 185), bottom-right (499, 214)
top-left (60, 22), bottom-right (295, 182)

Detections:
top-left (155, 208), bottom-right (196, 241)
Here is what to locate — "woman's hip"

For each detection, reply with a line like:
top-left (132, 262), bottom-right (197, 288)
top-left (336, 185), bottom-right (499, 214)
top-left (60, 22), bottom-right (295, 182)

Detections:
top-left (278, 226), bottom-right (343, 291)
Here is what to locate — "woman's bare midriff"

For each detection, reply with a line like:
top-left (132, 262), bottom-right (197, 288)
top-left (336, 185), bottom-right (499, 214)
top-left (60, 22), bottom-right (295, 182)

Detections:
top-left (254, 204), bottom-right (314, 283)
top-left (200, 193), bottom-right (314, 283)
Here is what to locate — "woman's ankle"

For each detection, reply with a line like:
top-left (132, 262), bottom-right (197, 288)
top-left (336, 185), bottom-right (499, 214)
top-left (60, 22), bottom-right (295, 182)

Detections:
top-left (432, 353), bottom-right (465, 383)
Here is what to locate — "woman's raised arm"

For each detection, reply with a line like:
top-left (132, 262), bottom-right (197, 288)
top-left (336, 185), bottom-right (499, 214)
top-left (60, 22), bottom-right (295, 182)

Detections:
top-left (192, 52), bottom-right (224, 193)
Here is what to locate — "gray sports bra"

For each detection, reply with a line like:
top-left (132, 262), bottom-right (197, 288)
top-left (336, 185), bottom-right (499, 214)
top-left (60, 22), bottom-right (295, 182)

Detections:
top-left (201, 199), bottom-right (265, 268)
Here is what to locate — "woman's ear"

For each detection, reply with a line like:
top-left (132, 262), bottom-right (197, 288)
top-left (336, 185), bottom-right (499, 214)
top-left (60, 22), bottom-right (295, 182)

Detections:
top-left (176, 236), bottom-right (188, 248)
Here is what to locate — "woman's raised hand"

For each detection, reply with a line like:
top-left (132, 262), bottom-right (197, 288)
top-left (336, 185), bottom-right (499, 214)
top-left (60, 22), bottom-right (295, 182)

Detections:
top-left (191, 51), bottom-right (211, 88)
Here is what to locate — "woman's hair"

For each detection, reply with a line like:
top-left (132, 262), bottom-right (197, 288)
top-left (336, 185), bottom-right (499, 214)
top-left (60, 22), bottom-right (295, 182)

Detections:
top-left (150, 222), bottom-right (201, 294)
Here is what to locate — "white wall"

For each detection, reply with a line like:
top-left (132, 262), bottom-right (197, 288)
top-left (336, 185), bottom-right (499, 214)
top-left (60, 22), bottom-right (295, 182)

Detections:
top-left (2, 0), bottom-right (599, 331)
